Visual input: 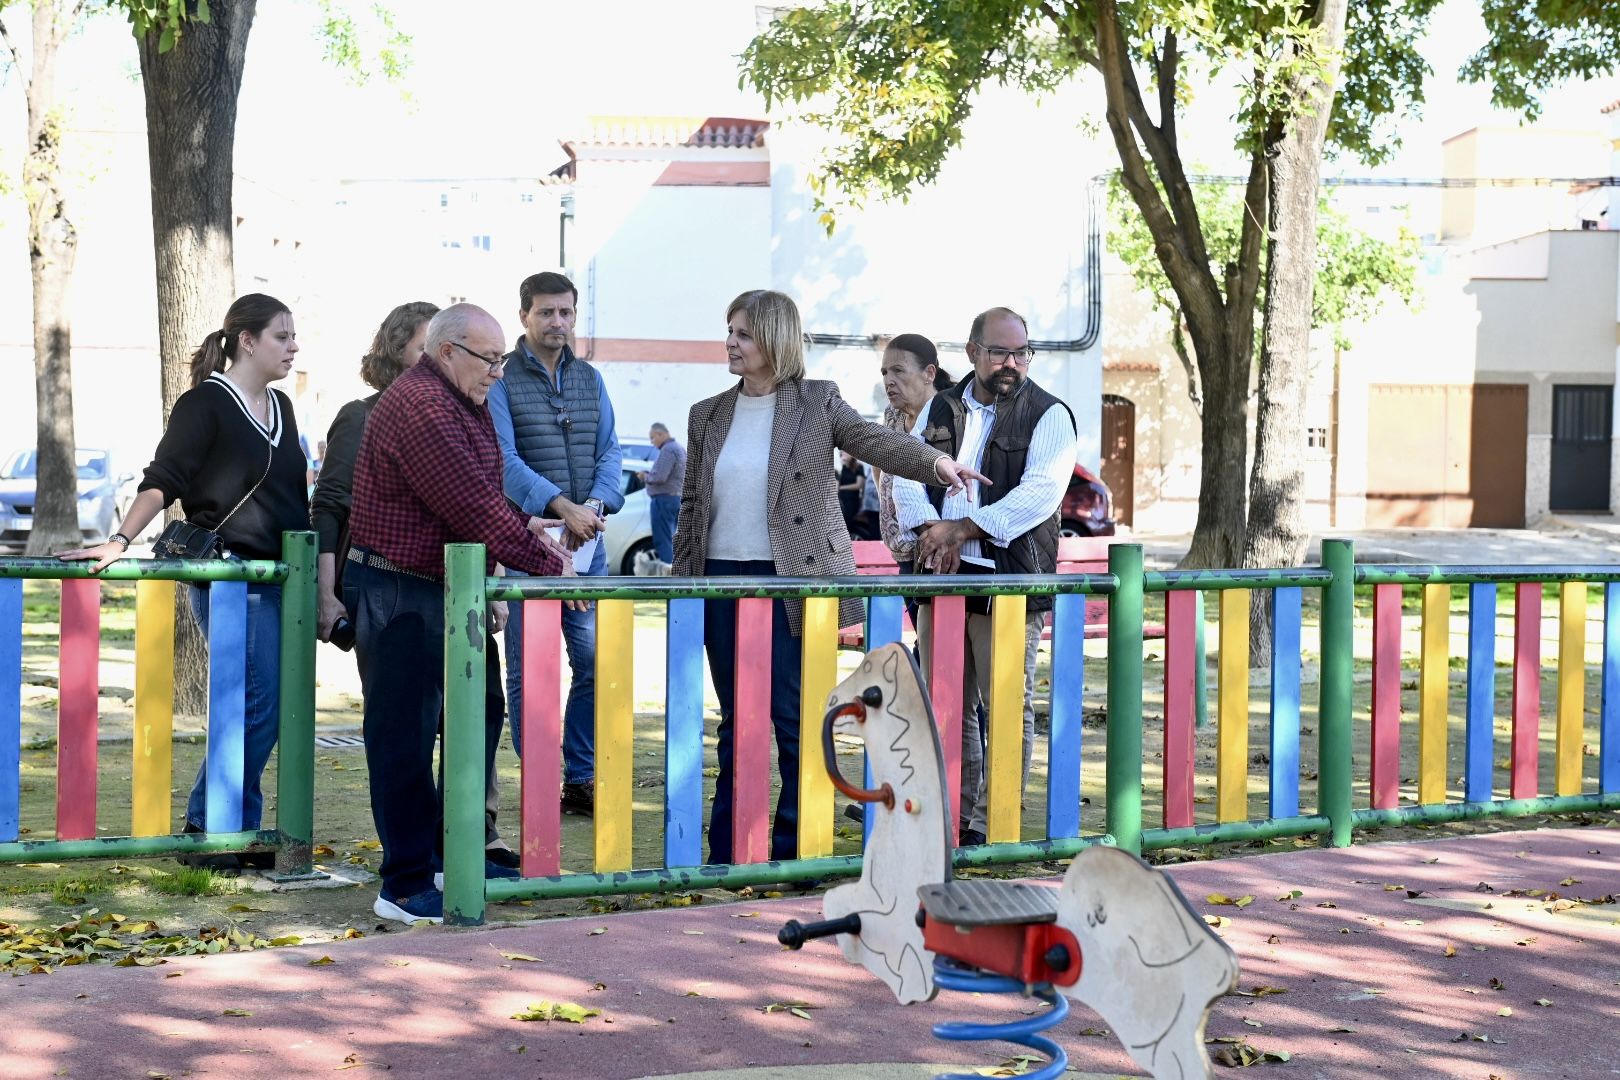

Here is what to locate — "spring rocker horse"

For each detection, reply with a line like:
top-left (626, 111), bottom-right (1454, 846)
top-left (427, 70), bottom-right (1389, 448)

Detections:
top-left (778, 644), bottom-right (1240, 1080)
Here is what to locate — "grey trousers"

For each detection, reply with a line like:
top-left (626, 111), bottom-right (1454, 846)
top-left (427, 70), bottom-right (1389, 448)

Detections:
top-left (916, 603), bottom-right (1043, 835)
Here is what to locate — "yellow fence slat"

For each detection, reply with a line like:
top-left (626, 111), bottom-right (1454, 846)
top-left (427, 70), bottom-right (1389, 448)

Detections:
top-left (798, 597), bottom-right (838, 857)
top-left (1217, 589), bottom-right (1250, 824)
top-left (1557, 582), bottom-right (1585, 797)
top-left (1419, 584), bottom-right (1450, 805)
top-left (986, 595), bottom-right (1026, 843)
top-left (594, 599), bottom-right (634, 871)
top-left (133, 580), bottom-right (175, 837)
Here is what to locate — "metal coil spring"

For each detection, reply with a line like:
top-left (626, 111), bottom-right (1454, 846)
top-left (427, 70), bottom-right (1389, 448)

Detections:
top-left (929, 957), bottom-right (1070, 1080)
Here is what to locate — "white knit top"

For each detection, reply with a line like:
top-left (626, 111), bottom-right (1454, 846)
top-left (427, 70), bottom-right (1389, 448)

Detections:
top-left (707, 392), bottom-right (776, 562)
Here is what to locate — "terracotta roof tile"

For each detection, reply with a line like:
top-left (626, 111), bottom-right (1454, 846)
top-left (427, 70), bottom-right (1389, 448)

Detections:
top-left (567, 116), bottom-right (769, 150)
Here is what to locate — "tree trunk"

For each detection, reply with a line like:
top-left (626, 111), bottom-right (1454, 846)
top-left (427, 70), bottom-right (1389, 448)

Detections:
top-left (1243, 0), bottom-right (1350, 666)
top-left (22, 3), bottom-right (82, 558)
top-left (136, 0), bottom-right (256, 716)
top-left (1089, 6), bottom-right (1268, 570)
top-left (1182, 335), bottom-right (1252, 568)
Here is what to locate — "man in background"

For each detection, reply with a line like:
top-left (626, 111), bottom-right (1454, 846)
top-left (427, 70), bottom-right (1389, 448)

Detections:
top-left (643, 422), bottom-right (686, 565)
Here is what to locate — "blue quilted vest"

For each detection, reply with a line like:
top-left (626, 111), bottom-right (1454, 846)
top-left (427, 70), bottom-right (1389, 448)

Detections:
top-left (499, 342), bottom-right (602, 505)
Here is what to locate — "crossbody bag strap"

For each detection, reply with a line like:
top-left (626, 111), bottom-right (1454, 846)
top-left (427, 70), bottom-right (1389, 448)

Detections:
top-left (215, 434), bottom-right (274, 533)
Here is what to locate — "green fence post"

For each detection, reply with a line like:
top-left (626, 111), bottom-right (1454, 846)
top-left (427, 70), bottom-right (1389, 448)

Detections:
top-left (443, 544), bottom-right (489, 925)
top-left (1319, 539), bottom-right (1355, 848)
top-left (1106, 543), bottom-right (1145, 855)
top-left (274, 531), bottom-right (318, 876)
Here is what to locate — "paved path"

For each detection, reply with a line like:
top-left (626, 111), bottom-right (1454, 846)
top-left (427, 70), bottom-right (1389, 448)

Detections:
top-left (4, 827), bottom-right (1616, 1079)
top-left (1137, 524), bottom-right (1619, 569)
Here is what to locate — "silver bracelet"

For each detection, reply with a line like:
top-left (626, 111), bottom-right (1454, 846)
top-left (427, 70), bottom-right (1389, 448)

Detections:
top-left (108, 533), bottom-right (131, 550)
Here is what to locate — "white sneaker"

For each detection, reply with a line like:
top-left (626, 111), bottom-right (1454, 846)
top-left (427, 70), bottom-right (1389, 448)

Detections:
top-left (373, 889), bottom-right (443, 925)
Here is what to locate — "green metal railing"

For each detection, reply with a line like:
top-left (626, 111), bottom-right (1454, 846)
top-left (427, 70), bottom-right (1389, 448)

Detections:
top-left (0, 531), bottom-right (318, 875)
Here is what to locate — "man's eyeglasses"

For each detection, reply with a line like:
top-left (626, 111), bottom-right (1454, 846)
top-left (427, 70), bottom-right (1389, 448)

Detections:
top-left (447, 340), bottom-right (509, 375)
top-left (972, 341), bottom-right (1034, 366)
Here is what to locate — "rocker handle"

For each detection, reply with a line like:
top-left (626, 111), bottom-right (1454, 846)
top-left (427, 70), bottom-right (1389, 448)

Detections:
top-left (822, 693), bottom-right (895, 810)
top-left (778, 913), bottom-right (864, 950)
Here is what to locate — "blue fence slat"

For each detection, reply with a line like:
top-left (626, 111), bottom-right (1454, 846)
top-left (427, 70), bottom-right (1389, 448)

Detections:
top-left (862, 594), bottom-right (906, 847)
top-left (1604, 583), bottom-right (1620, 795)
top-left (1268, 587), bottom-right (1302, 819)
top-left (1465, 582), bottom-right (1497, 803)
top-left (0, 579), bottom-right (21, 842)
top-left (206, 581), bottom-right (248, 833)
top-left (664, 598), bottom-right (705, 867)
top-left (1046, 593), bottom-right (1084, 839)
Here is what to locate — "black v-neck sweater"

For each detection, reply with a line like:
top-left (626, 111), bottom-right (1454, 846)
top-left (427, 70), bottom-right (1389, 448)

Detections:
top-left (138, 374), bottom-right (309, 561)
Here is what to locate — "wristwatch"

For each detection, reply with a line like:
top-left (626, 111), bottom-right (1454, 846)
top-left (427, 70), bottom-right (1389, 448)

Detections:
top-left (584, 498), bottom-right (605, 516)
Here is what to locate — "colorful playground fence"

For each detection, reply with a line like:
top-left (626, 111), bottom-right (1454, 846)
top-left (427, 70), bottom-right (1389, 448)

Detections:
top-left (443, 540), bottom-right (1620, 924)
top-left (0, 534), bottom-right (1613, 924)
top-left (0, 533), bottom-right (317, 871)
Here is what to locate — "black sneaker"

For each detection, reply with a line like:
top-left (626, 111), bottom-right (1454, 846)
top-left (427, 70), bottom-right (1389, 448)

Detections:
top-left (484, 845), bottom-right (521, 870)
top-left (373, 889), bottom-right (443, 925)
top-left (959, 828), bottom-right (987, 847)
top-left (561, 781), bottom-right (594, 817)
top-left (432, 859), bottom-right (522, 891)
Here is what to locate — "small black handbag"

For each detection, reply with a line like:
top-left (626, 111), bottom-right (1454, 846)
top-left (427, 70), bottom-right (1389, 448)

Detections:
top-left (150, 436), bottom-right (273, 560)
top-left (150, 519), bottom-right (226, 560)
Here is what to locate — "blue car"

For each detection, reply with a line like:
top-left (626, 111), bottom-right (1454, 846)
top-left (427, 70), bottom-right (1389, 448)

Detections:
top-left (0, 449), bottom-right (132, 550)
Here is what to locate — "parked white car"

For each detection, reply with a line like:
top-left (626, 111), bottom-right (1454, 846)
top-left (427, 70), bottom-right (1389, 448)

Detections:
top-left (603, 457), bottom-right (656, 575)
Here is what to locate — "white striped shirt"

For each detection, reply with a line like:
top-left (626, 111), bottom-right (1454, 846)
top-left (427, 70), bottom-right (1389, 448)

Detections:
top-left (892, 390), bottom-right (1076, 562)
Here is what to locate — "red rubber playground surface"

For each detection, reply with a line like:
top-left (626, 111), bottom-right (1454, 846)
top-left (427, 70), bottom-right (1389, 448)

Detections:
top-left (3, 827), bottom-right (1616, 1080)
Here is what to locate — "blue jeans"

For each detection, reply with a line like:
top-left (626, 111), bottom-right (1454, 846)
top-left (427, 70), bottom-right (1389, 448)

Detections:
top-left (703, 558), bottom-right (802, 864)
top-left (184, 582), bottom-right (282, 831)
top-left (345, 558), bottom-right (505, 899)
top-left (650, 494), bottom-right (680, 564)
top-left (506, 537), bottom-right (606, 785)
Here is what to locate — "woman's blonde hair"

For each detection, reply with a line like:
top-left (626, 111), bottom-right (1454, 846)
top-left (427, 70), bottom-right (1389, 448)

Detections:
top-left (727, 289), bottom-right (804, 385)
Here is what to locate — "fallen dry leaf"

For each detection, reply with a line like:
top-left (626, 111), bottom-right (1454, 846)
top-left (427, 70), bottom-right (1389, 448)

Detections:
top-left (511, 1000), bottom-right (599, 1023)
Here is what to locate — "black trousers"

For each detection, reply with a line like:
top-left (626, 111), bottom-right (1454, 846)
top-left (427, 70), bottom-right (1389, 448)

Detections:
top-left (703, 558), bottom-right (803, 864)
top-left (346, 559), bottom-right (504, 899)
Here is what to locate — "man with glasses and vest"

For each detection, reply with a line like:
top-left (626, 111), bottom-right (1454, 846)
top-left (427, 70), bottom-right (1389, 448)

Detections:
top-left (488, 271), bottom-right (624, 821)
top-left (891, 306), bottom-right (1077, 848)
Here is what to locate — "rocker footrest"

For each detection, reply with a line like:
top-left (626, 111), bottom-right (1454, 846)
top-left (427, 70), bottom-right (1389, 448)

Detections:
top-left (918, 880), bottom-right (1060, 927)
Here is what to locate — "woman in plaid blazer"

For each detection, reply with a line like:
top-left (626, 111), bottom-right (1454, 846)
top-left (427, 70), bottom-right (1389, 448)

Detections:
top-left (673, 289), bottom-right (986, 865)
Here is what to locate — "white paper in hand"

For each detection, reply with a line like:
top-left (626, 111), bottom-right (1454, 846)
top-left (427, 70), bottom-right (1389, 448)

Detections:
top-left (545, 528), bottom-right (600, 574)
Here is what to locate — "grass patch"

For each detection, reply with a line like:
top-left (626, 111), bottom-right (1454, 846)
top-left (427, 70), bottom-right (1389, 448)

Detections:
top-left (144, 867), bottom-right (229, 897)
top-left (51, 875), bottom-right (111, 905)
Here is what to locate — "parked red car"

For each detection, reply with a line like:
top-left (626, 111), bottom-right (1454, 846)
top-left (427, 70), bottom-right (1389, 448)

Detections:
top-left (1060, 463), bottom-right (1116, 537)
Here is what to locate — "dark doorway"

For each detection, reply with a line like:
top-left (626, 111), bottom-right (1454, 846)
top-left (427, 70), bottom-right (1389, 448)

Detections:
top-left (1100, 394), bottom-right (1135, 527)
top-left (1550, 385), bottom-right (1613, 511)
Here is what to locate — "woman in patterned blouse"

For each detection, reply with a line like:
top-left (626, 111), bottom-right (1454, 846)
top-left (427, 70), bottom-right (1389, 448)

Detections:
top-left (875, 333), bottom-right (953, 571)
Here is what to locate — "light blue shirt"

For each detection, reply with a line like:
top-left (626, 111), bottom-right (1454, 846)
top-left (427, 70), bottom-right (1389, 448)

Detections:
top-left (487, 342), bottom-right (623, 516)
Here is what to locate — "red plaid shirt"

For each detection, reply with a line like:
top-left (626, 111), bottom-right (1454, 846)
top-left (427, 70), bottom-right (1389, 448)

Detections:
top-left (350, 357), bottom-right (565, 580)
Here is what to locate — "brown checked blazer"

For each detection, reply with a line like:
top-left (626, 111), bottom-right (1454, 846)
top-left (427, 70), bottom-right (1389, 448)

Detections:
top-left (672, 377), bottom-right (946, 635)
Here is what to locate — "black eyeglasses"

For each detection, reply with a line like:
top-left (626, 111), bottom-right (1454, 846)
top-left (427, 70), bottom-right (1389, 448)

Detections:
top-left (447, 340), bottom-right (509, 374)
top-left (972, 341), bottom-right (1034, 366)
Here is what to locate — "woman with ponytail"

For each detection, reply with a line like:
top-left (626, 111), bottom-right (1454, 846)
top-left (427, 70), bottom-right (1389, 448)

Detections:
top-left (60, 293), bottom-right (310, 869)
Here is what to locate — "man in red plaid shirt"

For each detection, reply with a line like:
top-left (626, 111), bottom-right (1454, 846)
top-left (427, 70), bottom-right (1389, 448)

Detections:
top-left (348, 303), bottom-right (569, 925)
